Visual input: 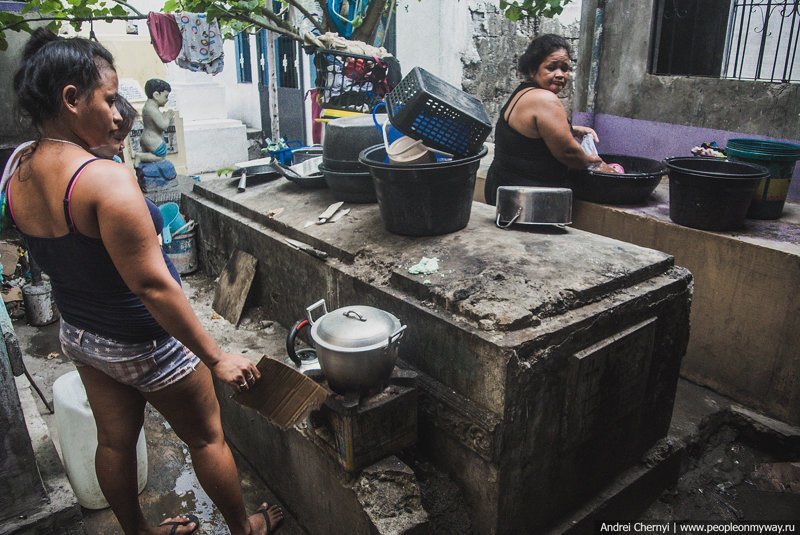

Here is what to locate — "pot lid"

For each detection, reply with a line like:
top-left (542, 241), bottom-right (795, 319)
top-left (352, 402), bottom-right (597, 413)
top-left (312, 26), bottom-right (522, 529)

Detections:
top-left (313, 305), bottom-right (400, 350)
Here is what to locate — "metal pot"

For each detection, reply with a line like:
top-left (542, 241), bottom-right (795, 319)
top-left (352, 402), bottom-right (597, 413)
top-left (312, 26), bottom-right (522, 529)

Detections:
top-left (298, 300), bottom-right (406, 394)
top-left (495, 186), bottom-right (572, 228)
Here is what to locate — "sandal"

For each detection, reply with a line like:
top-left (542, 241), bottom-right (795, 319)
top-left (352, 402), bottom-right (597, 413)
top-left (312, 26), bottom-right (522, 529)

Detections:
top-left (159, 514), bottom-right (200, 535)
top-left (257, 503), bottom-right (284, 535)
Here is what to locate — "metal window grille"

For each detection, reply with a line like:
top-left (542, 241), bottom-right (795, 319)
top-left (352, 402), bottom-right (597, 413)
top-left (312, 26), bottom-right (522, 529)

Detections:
top-left (651, 0), bottom-right (799, 83)
top-left (257, 30), bottom-right (269, 86)
top-left (234, 32), bottom-right (252, 83)
top-left (723, 0), bottom-right (800, 82)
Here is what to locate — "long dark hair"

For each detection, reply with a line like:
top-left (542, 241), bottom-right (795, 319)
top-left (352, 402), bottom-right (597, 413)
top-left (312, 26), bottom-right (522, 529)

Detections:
top-left (115, 95), bottom-right (138, 134)
top-left (13, 28), bottom-right (116, 130)
top-left (517, 34), bottom-right (572, 80)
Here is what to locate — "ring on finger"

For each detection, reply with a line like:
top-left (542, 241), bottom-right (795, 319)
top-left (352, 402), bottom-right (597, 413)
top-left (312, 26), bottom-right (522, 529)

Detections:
top-left (238, 381), bottom-right (248, 388)
top-left (247, 374), bottom-right (256, 383)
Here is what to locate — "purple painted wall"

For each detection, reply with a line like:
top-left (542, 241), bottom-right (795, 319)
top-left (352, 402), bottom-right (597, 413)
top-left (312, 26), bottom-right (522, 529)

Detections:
top-left (573, 112), bottom-right (800, 201)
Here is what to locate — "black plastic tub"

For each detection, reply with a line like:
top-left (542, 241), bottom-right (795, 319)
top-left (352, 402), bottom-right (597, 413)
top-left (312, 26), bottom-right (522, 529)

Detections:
top-left (318, 164), bottom-right (377, 203)
top-left (359, 144), bottom-right (487, 236)
top-left (664, 157), bottom-right (769, 231)
top-left (569, 154), bottom-right (666, 205)
top-left (322, 115), bottom-right (387, 171)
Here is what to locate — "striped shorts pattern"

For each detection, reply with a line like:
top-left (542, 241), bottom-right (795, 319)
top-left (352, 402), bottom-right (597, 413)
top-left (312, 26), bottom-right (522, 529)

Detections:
top-left (59, 319), bottom-right (200, 392)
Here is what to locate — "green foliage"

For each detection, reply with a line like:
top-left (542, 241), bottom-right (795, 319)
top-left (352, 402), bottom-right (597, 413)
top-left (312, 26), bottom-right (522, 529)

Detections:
top-left (0, 0), bottom-right (139, 49)
top-left (0, 0), bottom-right (571, 53)
top-left (499, 0), bottom-right (572, 20)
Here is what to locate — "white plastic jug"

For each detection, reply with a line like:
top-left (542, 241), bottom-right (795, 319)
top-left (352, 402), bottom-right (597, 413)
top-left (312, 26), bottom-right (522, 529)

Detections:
top-left (53, 371), bottom-right (148, 509)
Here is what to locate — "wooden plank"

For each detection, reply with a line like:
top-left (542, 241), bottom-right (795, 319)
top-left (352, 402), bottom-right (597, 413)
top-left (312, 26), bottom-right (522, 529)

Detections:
top-left (212, 249), bottom-right (258, 326)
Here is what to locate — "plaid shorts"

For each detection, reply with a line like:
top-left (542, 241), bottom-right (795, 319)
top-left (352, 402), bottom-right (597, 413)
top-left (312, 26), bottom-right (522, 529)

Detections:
top-left (59, 319), bottom-right (200, 392)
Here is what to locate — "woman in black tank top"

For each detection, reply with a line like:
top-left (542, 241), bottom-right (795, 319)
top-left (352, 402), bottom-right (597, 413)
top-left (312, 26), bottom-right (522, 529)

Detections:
top-left (9, 29), bottom-right (284, 535)
top-left (485, 34), bottom-right (617, 205)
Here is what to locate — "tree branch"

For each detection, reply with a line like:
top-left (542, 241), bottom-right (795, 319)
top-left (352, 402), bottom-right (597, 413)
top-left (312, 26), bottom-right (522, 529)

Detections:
top-left (315, 0), bottom-right (334, 33)
top-left (111, 0), bottom-right (145, 17)
top-left (220, 9), bottom-right (303, 42)
top-left (258, 6), bottom-right (295, 33)
top-left (352, 0), bottom-right (387, 43)
top-left (1, 14), bottom-right (147, 33)
top-left (285, 0), bottom-right (325, 34)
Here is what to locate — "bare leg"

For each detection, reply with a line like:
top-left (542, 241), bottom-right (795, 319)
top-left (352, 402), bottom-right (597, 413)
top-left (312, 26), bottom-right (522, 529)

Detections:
top-left (77, 366), bottom-right (197, 535)
top-left (145, 364), bottom-right (282, 535)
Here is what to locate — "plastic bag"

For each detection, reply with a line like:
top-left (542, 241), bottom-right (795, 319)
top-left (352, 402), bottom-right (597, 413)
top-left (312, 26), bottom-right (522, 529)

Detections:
top-left (580, 134), bottom-right (598, 157)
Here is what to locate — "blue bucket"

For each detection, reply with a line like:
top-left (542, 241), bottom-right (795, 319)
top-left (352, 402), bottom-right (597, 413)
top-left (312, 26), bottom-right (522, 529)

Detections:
top-left (159, 202), bottom-right (186, 245)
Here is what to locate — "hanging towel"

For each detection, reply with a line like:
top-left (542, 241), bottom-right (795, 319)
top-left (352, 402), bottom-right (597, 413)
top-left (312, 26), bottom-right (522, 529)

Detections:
top-left (173, 13), bottom-right (224, 75)
top-left (147, 12), bottom-right (182, 63)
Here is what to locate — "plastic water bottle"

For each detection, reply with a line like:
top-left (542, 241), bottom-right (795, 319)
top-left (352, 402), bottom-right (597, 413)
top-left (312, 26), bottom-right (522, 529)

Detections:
top-left (53, 371), bottom-right (148, 509)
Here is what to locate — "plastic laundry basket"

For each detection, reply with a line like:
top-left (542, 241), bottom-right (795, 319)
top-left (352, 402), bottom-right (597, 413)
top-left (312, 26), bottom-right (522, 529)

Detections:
top-left (385, 67), bottom-right (492, 158)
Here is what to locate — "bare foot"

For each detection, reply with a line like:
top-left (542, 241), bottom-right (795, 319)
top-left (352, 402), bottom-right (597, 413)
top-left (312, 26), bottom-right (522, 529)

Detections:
top-left (248, 502), bottom-right (284, 534)
top-left (154, 514), bottom-right (199, 534)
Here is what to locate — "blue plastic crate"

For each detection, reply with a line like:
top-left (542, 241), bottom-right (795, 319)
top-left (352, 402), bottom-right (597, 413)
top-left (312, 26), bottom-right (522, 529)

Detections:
top-left (385, 67), bottom-right (491, 157)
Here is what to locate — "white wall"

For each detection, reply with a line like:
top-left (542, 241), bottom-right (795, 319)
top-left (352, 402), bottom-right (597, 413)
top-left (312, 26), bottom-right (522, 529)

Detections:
top-left (395, 1), bottom-right (472, 86)
top-left (396, 0), bottom-right (583, 88)
top-left (221, 38), bottom-right (262, 131)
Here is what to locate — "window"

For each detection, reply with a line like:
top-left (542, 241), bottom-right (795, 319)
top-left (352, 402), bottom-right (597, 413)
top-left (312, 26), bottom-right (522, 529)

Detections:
top-left (256, 29), bottom-right (301, 88)
top-left (234, 32), bottom-right (252, 83)
top-left (651, 0), bottom-right (799, 83)
top-left (257, 30), bottom-right (269, 86)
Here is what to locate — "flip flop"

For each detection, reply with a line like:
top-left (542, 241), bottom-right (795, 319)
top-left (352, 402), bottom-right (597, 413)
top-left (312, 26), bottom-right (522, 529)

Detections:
top-left (258, 503), bottom-right (284, 535)
top-left (159, 514), bottom-right (200, 535)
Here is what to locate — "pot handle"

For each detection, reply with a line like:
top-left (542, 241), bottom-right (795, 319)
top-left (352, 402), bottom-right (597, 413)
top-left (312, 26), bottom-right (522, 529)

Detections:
top-left (305, 299), bottom-right (328, 325)
top-left (495, 208), bottom-right (521, 229)
top-left (388, 325), bottom-right (407, 347)
top-left (286, 319), bottom-right (309, 367)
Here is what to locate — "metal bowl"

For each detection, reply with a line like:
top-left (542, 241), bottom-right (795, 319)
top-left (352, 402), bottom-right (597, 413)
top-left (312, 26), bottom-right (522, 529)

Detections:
top-left (495, 186), bottom-right (572, 228)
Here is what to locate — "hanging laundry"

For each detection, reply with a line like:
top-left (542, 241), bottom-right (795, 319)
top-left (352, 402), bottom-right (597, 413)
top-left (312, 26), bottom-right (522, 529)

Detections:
top-left (172, 13), bottom-right (224, 75)
top-left (147, 12), bottom-right (182, 63)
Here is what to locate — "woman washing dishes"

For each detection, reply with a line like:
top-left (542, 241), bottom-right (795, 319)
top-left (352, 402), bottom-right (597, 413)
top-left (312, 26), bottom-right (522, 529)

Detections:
top-left (485, 34), bottom-right (618, 205)
top-left (7, 29), bottom-right (283, 535)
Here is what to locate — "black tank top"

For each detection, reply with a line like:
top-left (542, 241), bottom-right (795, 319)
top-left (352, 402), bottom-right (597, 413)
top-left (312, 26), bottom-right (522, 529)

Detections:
top-left (484, 82), bottom-right (569, 205)
top-left (7, 159), bottom-right (180, 342)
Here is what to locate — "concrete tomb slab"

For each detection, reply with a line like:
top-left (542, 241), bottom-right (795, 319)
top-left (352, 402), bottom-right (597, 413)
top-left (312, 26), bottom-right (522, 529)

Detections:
top-left (185, 176), bottom-right (692, 534)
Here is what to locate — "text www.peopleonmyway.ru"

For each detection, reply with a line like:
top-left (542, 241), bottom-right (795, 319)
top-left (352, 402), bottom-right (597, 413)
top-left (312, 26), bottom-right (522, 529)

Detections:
top-left (596, 522), bottom-right (798, 534)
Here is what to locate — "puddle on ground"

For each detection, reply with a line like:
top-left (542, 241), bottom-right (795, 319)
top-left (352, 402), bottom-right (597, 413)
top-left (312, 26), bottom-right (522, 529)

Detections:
top-left (24, 321), bottom-right (62, 358)
top-left (640, 425), bottom-right (800, 522)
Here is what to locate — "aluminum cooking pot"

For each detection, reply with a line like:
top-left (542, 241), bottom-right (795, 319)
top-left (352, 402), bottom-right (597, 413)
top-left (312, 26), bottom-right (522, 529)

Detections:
top-left (301, 299), bottom-right (406, 394)
top-left (495, 186), bottom-right (572, 228)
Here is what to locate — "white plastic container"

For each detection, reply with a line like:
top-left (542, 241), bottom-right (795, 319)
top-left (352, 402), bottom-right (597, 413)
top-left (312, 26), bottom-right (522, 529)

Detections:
top-left (53, 371), bottom-right (148, 509)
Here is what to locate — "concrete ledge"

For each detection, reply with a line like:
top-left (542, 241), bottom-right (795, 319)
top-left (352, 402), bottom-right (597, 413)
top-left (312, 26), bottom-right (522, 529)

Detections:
top-left (215, 378), bottom-right (430, 534)
top-left (8, 376), bottom-right (84, 535)
top-left (568, 182), bottom-right (800, 427)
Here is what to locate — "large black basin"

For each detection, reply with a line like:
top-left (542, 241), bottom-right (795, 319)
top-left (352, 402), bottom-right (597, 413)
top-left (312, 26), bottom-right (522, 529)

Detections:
top-left (323, 114), bottom-right (387, 171)
top-left (569, 154), bottom-right (666, 205)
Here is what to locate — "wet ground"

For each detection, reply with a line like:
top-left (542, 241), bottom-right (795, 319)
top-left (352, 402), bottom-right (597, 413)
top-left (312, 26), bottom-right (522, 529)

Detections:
top-left (15, 274), bottom-right (306, 535)
top-left (641, 424), bottom-right (800, 523)
top-left (13, 272), bottom-right (800, 533)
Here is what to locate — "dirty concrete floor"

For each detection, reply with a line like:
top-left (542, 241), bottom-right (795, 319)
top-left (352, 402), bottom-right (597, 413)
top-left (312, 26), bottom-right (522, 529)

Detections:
top-left (15, 272), bottom-right (800, 532)
top-left (15, 273), bottom-right (306, 535)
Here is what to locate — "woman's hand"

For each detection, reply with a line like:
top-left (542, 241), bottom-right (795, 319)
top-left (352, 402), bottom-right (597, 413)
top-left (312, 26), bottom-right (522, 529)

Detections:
top-left (209, 351), bottom-right (262, 391)
top-left (572, 125), bottom-right (599, 142)
top-left (591, 161), bottom-right (620, 173)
